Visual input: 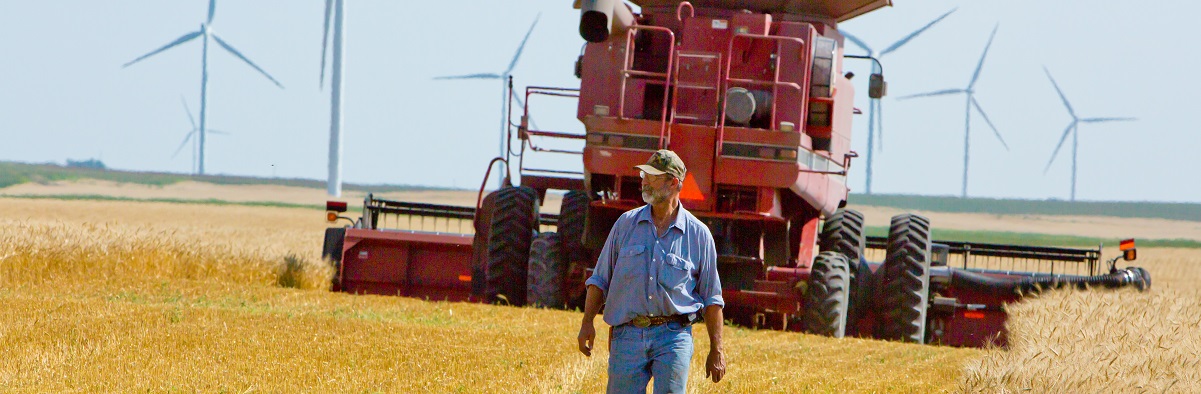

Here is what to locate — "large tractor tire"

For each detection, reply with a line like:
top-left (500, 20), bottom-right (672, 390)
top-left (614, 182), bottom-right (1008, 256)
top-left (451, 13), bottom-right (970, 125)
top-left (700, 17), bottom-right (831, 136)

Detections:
top-left (559, 190), bottom-right (590, 263)
top-left (819, 209), bottom-right (866, 334)
top-left (322, 227), bottom-right (346, 290)
top-left (484, 186), bottom-right (539, 306)
top-left (802, 251), bottom-right (851, 337)
top-left (471, 191), bottom-right (499, 299)
top-left (876, 214), bottom-right (933, 344)
top-left (527, 232), bottom-right (566, 308)
top-left (819, 209), bottom-right (865, 262)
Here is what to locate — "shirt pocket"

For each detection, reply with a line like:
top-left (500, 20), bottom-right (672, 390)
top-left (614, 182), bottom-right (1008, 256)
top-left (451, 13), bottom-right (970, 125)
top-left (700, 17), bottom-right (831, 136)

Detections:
top-left (614, 245), bottom-right (646, 281)
top-left (658, 253), bottom-right (695, 291)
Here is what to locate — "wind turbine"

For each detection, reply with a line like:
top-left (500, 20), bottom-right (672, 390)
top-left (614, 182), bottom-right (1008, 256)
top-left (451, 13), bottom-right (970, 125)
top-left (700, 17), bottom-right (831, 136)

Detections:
top-left (173, 96), bottom-right (228, 174)
top-left (123, 0), bottom-right (284, 176)
top-left (434, 15), bottom-right (540, 187)
top-left (900, 25), bottom-right (1008, 198)
top-left (1042, 67), bottom-right (1136, 201)
top-left (842, 7), bottom-right (956, 195)
top-left (320, 0), bottom-right (347, 197)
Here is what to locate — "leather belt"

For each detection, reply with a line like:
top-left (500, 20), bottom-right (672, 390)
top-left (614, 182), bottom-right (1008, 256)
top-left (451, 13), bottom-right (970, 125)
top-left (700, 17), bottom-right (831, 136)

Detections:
top-left (623, 314), bottom-right (690, 328)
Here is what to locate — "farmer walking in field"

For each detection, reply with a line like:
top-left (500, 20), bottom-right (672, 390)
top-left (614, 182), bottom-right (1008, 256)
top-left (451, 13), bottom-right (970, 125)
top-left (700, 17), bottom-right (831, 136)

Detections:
top-left (577, 149), bottom-right (726, 393)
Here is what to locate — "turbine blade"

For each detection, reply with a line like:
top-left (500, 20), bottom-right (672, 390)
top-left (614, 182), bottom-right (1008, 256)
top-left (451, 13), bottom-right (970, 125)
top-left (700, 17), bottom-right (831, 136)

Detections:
top-left (841, 31), bottom-right (872, 55)
top-left (122, 31), bottom-right (202, 68)
top-left (1045, 122), bottom-right (1074, 173)
top-left (207, 129), bottom-right (230, 135)
top-left (211, 34), bottom-right (284, 89)
top-left (172, 131), bottom-right (195, 159)
top-left (206, 0), bottom-right (217, 24)
top-left (1081, 117), bottom-right (1137, 123)
top-left (971, 96), bottom-right (1008, 150)
top-left (433, 73), bottom-right (502, 80)
top-left (1042, 66), bottom-right (1075, 118)
top-left (880, 7), bottom-right (957, 55)
top-left (320, 0), bottom-right (333, 88)
top-left (181, 95), bottom-right (197, 130)
top-left (899, 88), bottom-right (964, 100)
top-left (504, 14), bottom-right (541, 75)
top-left (968, 24), bottom-right (999, 89)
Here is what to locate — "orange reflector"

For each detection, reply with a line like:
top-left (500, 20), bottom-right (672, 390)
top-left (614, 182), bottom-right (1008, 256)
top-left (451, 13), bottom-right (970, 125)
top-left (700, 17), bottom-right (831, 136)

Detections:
top-left (458, 275), bottom-right (472, 282)
top-left (964, 311), bottom-right (986, 319)
top-left (326, 212), bottom-right (338, 222)
top-left (679, 173), bottom-right (705, 201)
top-left (1120, 239), bottom-right (1136, 251)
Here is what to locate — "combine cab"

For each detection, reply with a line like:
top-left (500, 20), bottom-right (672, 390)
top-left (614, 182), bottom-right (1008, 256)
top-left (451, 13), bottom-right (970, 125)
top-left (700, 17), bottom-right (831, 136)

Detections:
top-left (321, 0), bottom-right (1149, 347)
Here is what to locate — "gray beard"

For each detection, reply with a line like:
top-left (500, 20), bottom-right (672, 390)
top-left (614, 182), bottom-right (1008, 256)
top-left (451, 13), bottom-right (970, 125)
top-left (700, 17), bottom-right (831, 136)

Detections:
top-left (642, 184), bottom-right (673, 205)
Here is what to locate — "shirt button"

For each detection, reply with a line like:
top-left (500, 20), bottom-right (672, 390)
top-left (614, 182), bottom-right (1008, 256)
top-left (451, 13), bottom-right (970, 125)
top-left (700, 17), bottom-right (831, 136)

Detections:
top-left (650, 277), bottom-right (654, 281)
top-left (648, 296), bottom-right (653, 300)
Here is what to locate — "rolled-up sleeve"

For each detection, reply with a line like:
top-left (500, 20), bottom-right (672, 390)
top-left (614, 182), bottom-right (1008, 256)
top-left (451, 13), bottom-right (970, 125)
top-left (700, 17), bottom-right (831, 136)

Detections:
top-left (695, 225), bottom-right (724, 307)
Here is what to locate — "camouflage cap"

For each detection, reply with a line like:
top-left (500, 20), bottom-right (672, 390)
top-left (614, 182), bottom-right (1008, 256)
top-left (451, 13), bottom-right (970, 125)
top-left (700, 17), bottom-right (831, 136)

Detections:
top-left (634, 149), bottom-right (687, 180)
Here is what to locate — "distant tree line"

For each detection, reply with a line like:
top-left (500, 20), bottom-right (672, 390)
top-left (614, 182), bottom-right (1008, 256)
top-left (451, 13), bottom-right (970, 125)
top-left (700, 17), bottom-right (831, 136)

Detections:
top-left (65, 158), bottom-right (106, 170)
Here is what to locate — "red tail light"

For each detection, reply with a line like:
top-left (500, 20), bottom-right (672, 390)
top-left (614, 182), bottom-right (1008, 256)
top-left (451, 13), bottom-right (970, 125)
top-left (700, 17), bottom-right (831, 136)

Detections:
top-left (326, 201), bottom-right (348, 213)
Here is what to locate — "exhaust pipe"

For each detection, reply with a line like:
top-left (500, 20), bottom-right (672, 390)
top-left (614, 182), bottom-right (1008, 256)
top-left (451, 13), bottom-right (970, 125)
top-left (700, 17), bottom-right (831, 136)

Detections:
top-left (579, 0), bottom-right (635, 43)
top-left (949, 267), bottom-right (1151, 297)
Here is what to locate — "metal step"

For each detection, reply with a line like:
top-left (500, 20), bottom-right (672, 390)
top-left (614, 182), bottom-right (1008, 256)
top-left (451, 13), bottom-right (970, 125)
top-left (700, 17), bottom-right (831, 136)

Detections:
top-left (752, 280), bottom-right (795, 295)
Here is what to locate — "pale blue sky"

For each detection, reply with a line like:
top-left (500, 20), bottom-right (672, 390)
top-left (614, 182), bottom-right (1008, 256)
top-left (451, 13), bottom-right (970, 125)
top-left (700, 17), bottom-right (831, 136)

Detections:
top-left (1, 1), bottom-right (1197, 202)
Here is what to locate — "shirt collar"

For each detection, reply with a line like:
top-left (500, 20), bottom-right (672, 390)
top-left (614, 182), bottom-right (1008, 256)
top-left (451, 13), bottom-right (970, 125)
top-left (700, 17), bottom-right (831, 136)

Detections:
top-left (635, 203), bottom-right (689, 233)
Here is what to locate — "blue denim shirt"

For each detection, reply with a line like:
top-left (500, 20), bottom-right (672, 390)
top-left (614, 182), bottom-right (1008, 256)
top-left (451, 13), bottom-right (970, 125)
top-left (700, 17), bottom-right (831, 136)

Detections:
top-left (585, 204), bottom-right (724, 327)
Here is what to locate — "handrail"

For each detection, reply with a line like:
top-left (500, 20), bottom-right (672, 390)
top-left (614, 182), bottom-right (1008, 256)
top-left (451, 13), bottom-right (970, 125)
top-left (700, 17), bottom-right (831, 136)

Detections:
top-left (717, 33), bottom-right (806, 158)
top-left (515, 85), bottom-right (587, 176)
top-left (619, 25), bottom-right (675, 149)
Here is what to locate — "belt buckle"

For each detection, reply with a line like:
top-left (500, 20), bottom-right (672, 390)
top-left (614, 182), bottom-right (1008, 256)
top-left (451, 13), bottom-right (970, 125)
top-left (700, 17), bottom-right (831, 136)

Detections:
top-left (632, 316), bottom-right (651, 328)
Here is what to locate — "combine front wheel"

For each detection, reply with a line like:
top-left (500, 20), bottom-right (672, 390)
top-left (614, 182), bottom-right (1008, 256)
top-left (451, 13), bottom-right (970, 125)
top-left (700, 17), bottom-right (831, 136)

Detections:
top-left (527, 232), bottom-right (566, 308)
top-left (559, 190), bottom-right (590, 262)
top-left (471, 191), bottom-right (499, 299)
top-left (321, 227), bottom-right (346, 291)
top-left (485, 186), bottom-right (539, 306)
top-left (877, 214), bottom-right (932, 344)
top-left (819, 209), bottom-right (866, 334)
top-left (802, 251), bottom-right (851, 337)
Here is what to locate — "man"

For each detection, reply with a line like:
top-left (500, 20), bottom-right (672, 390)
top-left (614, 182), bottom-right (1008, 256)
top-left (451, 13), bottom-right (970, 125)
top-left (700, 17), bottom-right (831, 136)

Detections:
top-left (577, 149), bottom-right (726, 393)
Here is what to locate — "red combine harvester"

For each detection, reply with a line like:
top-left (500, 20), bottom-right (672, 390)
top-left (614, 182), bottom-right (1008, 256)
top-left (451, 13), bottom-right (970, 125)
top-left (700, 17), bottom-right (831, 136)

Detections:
top-left (322, 0), bottom-right (1150, 347)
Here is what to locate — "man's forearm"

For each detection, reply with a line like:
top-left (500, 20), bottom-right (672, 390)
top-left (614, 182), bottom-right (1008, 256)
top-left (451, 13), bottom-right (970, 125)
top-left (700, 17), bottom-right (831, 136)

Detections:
top-left (703, 305), bottom-right (723, 352)
top-left (582, 285), bottom-right (604, 323)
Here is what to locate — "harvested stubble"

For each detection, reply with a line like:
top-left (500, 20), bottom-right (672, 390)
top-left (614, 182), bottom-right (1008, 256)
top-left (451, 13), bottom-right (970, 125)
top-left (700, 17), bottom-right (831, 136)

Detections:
top-left (9, 198), bottom-right (1199, 392)
top-left (0, 198), bottom-right (979, 392)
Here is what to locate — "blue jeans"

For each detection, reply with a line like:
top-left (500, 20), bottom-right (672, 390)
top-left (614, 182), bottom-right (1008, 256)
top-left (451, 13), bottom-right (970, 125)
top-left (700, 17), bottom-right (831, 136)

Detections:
top-left (607, 321), bottom-right (693, 394)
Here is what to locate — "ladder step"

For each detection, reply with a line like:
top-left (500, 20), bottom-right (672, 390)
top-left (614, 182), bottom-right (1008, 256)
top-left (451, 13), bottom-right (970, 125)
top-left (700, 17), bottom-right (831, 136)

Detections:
top-left (753, 280), bottom-right (795, 294)
top-left (674, 83), bottom-right (717, 90)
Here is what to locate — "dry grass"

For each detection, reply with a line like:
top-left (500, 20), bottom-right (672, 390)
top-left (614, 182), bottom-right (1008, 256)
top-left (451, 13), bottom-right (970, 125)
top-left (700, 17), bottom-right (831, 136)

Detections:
top-left (0, 197), bottom-right (979, 392)
top-left (960, 249), bottom-right (1201, 393)
top-left (3, 196), bottom-right (1197, 392)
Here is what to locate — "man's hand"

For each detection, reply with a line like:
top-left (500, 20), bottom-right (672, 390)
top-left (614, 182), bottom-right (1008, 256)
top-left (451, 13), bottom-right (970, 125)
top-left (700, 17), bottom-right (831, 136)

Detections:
top-left (578, 285), bottom-right (605, 357)
top-left (578, 320), bottom-right (596, 357)
top-left (705, 349), bottom-right (726, 382)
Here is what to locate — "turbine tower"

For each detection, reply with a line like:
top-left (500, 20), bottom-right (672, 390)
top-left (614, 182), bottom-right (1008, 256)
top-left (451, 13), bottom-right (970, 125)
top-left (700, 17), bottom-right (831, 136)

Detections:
top-left (901, 25), bottom-right (1008, 198)
top-left (173, 96), bottom-right (228, 174)
top-left (1042, 67), bottom-right (1137, 201)
top-left (434, 15), bottom-right (540, 187)
top-left (124, 0), bottom-right (284, 176)
top-left (842, 7), bottom-right (956, 195)
top-left (320, 0), bottom-right (346, 196)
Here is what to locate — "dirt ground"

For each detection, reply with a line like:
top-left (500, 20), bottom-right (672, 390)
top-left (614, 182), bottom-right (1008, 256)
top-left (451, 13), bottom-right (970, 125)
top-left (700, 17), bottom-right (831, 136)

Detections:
top-left (3, 179), bottom-right (1198, 241)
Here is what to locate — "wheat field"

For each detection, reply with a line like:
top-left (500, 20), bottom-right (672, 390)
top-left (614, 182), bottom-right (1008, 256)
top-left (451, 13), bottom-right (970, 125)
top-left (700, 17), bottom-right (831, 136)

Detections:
top-left (1, 197), bottom-right (1198, 392)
